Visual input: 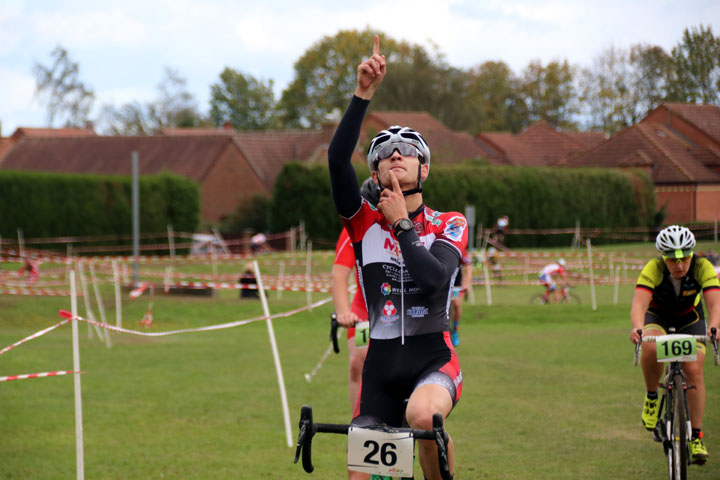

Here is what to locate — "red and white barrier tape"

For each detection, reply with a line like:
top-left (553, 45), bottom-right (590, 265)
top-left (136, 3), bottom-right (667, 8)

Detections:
top-left (0, 370), bottom-right (83, 382)
top-left (0, 318), bottom-right (70, 357)
top-left (0, 287), bottom-right (76, 296)
top-left (57, 295), bottom-right (333, 337)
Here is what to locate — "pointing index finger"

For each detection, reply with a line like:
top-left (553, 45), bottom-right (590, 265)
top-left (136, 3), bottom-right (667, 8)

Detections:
top-left (373, 35), bottom-right (380, 55)
top-left (389, 170), bottom-right (401, 191)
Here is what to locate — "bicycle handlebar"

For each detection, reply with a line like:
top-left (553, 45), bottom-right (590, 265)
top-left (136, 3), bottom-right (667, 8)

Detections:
top-left (294, 405), bottom-right (453, 480)
top-left (634, 328), bottom-right (720, 366)
top-left (330, 312), bottom-right (340, 354)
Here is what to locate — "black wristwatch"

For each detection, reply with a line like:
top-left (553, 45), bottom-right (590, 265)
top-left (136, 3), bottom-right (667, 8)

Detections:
top-left (392, 218), bottom-right (413, 237)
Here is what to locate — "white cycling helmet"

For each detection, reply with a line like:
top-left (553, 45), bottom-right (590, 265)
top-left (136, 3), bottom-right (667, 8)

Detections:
top-left (366, 126), bottom-right (431, 173)
top-left (558, 259), bottom-right (566, 267)
top-left (655, 225), bottom-right (696, 257)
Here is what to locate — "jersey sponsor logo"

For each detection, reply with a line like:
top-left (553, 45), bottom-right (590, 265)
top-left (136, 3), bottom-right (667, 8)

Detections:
top-left (380, 282), bottom-right (391, 295)
top-left (454, 371), bottom-right (463, 388)
top-left (406, 306), bottom-right (428, 318)
top-left (380, 300), bottom-right (399, 326)
top-left (383, 237), bottom-right (402, 262)
top-left (682, 290), bottom-right (697, 296)
top-left (425, 210), bottom-right (443, 226)
top-left (443, 216), bottom-right (467, 242)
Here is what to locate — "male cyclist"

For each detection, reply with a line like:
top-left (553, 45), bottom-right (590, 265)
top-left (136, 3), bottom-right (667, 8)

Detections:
top-left (331, 178), bottom-right (379, 411)
top-left (538, 258), bottom-right (567, 304)
top-left (328, 35), bottom-right (466, 480)
top-left (629, 225), bottom-right (720, 465)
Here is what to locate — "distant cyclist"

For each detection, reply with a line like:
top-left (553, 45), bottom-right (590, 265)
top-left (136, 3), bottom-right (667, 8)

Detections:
top-left (492, 215), bottom-right (509, 245)
top-left (538, 259), bottom-right (567, 304)
top-left (328, 35), bottom-right (467, 480)
top-left (629, 225), bottom-right (720, 465)
top-left (330, 177), bottom-right (379, 411)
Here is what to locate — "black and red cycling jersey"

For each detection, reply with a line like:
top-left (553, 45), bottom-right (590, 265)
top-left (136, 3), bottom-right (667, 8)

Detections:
top-left (343, 199), bottom-right (468, 340)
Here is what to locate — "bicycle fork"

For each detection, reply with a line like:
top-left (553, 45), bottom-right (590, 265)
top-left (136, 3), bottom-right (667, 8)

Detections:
top-left (657, 378), bottom-right (693, 454)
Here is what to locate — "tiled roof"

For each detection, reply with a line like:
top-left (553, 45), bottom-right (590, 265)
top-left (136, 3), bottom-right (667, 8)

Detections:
top-left (517, 121), bottom-right (599, 165)
top-left (476, 132), bottom-right (540, 166)
top-left (566, 123), bottom-right (720, 184)
top-left (660, 103), bottom-right (720, 146)
top-left (10, 127), bottom-right (96, 141)
top-left (564, 131), bottom-right (607, 148)
top-left (0, 135), bottom-right (237, 182)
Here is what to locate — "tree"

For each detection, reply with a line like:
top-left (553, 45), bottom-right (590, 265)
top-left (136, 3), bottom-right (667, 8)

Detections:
top-left (579, 46), bottom-right (633, 133)
top-left (277, 29), bottom-right (432, 128)
top-left (101, 68), bottom-right (207, 134)
top-left (464, 61), bottom-right (526, 133)
top-left (519, 59), bottom-right (579, 129)
top-left (668, 24), bottom-right (720, 104)
top-left (32, 45), bottom-right (95, 127)
top-left (629, 44), bottom-right (673, 115)
top-left (209, 68), bottom-right (278, 130)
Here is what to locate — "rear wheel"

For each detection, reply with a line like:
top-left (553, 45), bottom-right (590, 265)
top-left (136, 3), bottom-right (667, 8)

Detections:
top-left (669, 374), bottom-right (688, 480)
top-left (561, 292), bottom-right (581, 304)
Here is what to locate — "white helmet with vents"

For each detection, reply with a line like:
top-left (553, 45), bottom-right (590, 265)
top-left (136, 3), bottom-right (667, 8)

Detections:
top-left (655, 225), bottom-right (696, 256)
top-left (366, 126), bottom-right (431, 173)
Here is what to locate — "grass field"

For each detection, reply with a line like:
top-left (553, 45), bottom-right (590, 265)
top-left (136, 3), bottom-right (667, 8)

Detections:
top-left (1, 242), bottom-right (720, 479)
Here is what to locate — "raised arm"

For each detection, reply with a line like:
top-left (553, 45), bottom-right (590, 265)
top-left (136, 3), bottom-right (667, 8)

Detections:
top-left (328, 35), bottom-right (386, 218)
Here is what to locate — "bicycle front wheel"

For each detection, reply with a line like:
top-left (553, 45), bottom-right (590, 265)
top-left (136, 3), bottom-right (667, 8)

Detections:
top-left (529, 294), bottom-right (546, 305)
top-left (669, 373), bottom-right (688, 480)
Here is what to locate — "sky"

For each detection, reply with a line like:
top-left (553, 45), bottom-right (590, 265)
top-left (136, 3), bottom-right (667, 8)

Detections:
top-left (1, 0), bottom-right (718, 135)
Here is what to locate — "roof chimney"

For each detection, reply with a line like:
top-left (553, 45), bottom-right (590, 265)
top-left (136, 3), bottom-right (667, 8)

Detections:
top-left (223, 121), bottom-right (235, 131)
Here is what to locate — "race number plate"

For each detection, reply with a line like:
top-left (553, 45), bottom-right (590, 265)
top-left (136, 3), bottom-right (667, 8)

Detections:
top-left (656, 334), bottom-right (697, 363)
top-left (355, 321), bottom-right (370, 347)
top-left (347, 426), bottom-right (414, 477)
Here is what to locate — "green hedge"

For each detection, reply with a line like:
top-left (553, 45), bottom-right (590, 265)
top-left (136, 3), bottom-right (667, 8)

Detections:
top-left (0, 170), bottom-right (199, 240)
top-left (268, 162), bottom-right (657, 247)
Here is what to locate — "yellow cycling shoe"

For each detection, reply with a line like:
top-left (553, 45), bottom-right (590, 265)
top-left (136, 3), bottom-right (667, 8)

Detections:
top-left (690, 437), bottom-right (708, 465)
top-left (641, 394), bottom-right (659, 431)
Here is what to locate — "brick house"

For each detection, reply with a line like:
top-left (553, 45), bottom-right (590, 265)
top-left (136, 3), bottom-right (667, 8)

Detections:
top-left (0, 129), bottom-right (269, 223)
top-left (566, 103), bottom-right (720, 223)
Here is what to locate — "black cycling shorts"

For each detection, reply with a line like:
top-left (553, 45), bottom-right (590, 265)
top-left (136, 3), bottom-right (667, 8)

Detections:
top-left (352, 332), bottom-right (461, 427)
top-left (644, 305), bottom-right (707, 352)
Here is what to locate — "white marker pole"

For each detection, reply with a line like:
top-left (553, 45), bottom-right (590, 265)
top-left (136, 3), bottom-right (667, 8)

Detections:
top-left (277, 261), bottom-right (285, 299)
top-left (89, 264), bottom-right (111, 348)
top-left (613, 265), bottom-right (620, 305)
top-left (70, 271), bottom-right (85, 480)
top-left (587, 239), bottom-right (597, 311)
top-left (112, 260), bottom-right (122, 328)
top-left (483, 253), bottom-right (492, 306)
top-left (78, 264), bottom-right (105, 341)
top-left (306, 241), bottom-right (313, 310)
top-left (253, 260), bottom-right (293, 447)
